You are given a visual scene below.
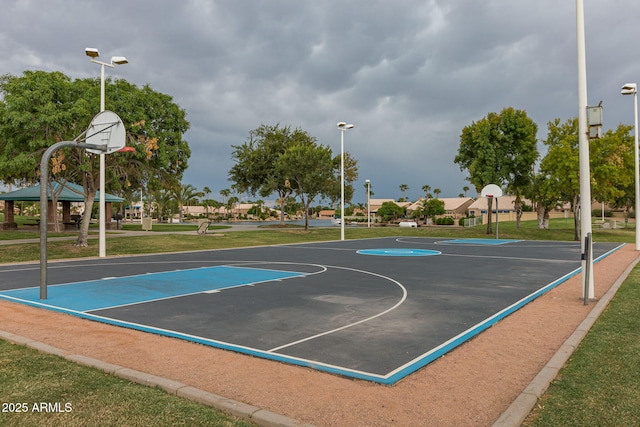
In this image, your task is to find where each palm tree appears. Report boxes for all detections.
[463,186,470,197]
[149,188,172,223]
[201,186,212,216]
[173,184,202,223]
[227,196,239,220]
[219,188,230,206]
[399,184,409,201]
[421,184,431,199]
[433,188,442,199]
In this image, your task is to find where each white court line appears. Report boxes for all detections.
[441,253,578,263]
[268,264,408,353]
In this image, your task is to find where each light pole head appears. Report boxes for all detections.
[337,122,354,130]
[85,47,100,58]
[111,56,128,65]
[365,179,370,184]
[622,83,637,95]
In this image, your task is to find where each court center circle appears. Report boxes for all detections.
[356,248,441,257]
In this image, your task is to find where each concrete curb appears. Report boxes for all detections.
[0,331,315,427]
[492,255,640,427]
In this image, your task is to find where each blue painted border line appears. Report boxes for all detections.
[382,242,625,384]
[0,243,624,385]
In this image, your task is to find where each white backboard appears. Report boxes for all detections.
[480,184,503,198]
[85,110,126,154]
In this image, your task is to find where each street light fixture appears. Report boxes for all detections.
[337,122,354,241]
[85,47,128,258]
[622,82,640,250]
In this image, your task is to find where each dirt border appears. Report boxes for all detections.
[0,244,637,426]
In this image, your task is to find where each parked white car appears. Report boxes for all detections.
[399,221,418,228]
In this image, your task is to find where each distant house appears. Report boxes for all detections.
[467,195,522,217]
[368,199,411,216]
[406,197,474,219]
[318,210,335,219]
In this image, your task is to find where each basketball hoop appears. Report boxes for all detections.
[480,184,503,240]
[85,110,126,154]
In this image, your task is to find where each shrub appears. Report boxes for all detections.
[592,209,613,218]
[436,216,455,225]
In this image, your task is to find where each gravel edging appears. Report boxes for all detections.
[491,254,640,427]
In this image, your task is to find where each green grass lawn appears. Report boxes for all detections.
[0,218,639,425]
[0,218,636,263]
[523,264,640,426]
[0,340,255,427]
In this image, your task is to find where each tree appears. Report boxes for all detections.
[540,120,635,238]
[219,189,230,207]
[377,201,405,223]
[229,124,308,224]
[230,124,358,226]
[327,152,359,212]
[275,142,334,230]
[149,188,173,222]
[462,186,470,197]
[363,181,375,198]
[201,186,212,216]
[422,198,445,225]
[227,196,239,219]
[172,183,202,223]
[455,107,538,233]
[590,125,634,217]
[399,184,409,202]
[421,184,431,199]
[539,118,581,240]
[0,70,190,246]
[433,188,442,198]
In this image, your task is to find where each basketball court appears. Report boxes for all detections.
[0,237,623,384]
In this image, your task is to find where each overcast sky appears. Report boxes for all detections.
[1,0,639,203]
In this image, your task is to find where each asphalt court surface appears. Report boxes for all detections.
[0,237,624,384]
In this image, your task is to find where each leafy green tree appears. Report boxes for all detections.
[539,118,581,240]
[455,107,538,233]
[590,125,634,217]
[326,152,359,211]
[377,201,405,223]
[229,124,309,224]
[422,198,445,224]
[526,171,562,229]
[540,120,634,237]
[230,124,358,226]
[0,70,190,246]
[275,142,334,230]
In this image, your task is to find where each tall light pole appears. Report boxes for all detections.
[622,83,640,250]
[86,48,128,258]
[576,0,594,300]
[337,122,354,240]
[366,179,371,228]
